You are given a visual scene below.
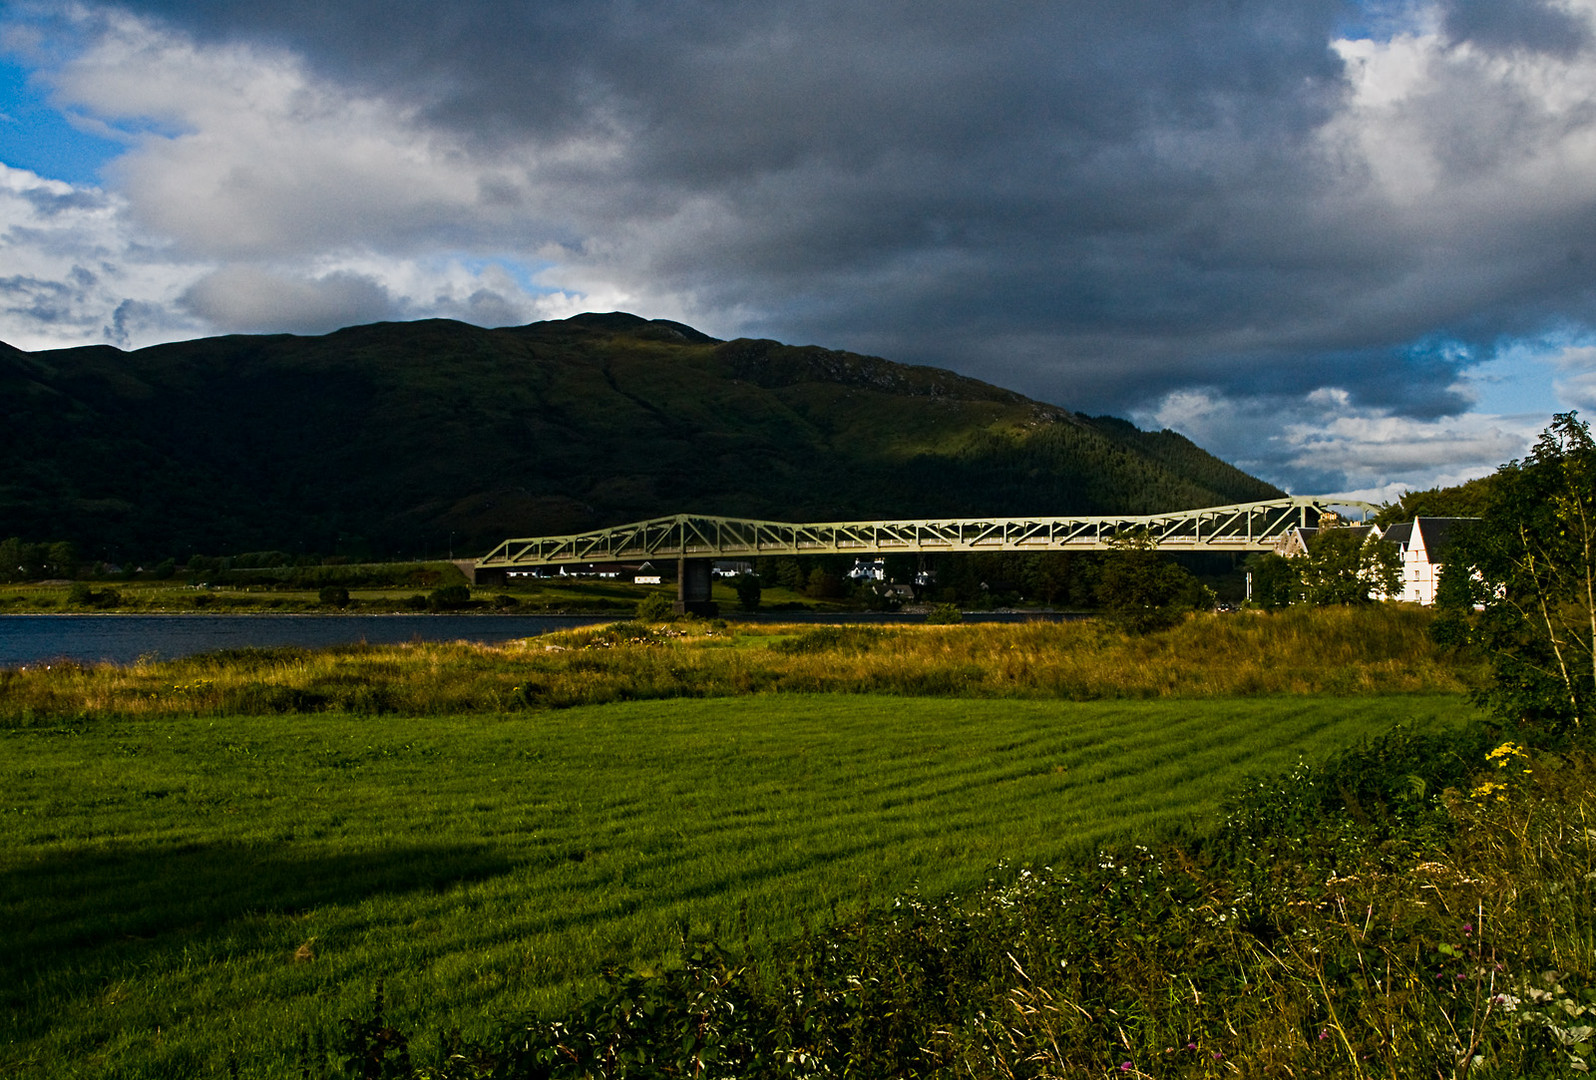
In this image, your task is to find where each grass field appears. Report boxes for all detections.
[1,692,1475,1078]
[0,574,814,615]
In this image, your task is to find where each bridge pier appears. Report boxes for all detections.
[675,557,718,617]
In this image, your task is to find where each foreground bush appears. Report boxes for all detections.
[313,729,1593,1079]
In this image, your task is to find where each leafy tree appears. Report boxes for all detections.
[773,558,804,591]
[46,541,78,578]
[318,585,351,608]
[1097,528,1207,633]
[1374,473,1498,527]
[1435,412,1596,733]
[805,567,846,599]
[428,584,472,611]
[636,592,675,622]
[1244,552,1298,609]
[732,574,761,612]
[1296,525,1400,605]
[1033,551,1074,606]
[0,538,44,582]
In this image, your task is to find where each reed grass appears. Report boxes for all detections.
[0,606,1480,724]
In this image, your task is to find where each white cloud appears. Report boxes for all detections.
[1143,385,1538,497]
[51,15,524,259]
[178,265,395,334]
[1328,7,1596,217]
[0,162,207,348]
[0,159,621,347]
[1550,343,1596,411]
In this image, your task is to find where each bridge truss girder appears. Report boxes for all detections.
[476,496,1378,571]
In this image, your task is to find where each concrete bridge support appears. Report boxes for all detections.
[675,557,718,617]
[471,563,507,588]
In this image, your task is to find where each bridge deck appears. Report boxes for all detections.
[476,496,1376,570]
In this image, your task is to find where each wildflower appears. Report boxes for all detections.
[1319,1030,1329,1040]
[1120,1062,1133,1071]
[1463,923,1473,936]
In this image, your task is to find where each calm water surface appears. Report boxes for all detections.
[0,614,611,667]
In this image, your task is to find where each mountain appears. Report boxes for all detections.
[1,312,1282,560]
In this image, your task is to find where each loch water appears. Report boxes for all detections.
[0,614,611,667]
[0,610,1075,668]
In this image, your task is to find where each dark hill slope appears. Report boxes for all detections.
[1,313,1282,559]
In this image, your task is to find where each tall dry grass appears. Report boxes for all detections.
[0,606,1483,724]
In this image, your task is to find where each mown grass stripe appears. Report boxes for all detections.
[2,693,1475,1078]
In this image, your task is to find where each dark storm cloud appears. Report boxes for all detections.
[1443,0,1592,56]
[64,0,1596,421]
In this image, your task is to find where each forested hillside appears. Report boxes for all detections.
[1,312,1281,560]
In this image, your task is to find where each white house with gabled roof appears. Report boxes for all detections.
[1378,517,1476,605]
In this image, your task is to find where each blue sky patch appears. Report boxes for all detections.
[0,57,124,185]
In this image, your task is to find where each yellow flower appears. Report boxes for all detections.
[1486,741,1530,771]
[1470,779,1508,804]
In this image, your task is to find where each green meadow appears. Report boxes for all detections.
[5,694,1473,1078]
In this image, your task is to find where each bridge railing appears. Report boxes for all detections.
[476,496,1379,570]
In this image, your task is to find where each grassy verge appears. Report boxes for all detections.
[0,575,825,615]
[0,693,1473,1079]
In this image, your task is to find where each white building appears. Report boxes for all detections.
[846,558,885,582]
[1378,518,1476,605]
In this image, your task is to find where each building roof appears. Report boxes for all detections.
[1413,516,1476,555]
[1382,517,1478,557]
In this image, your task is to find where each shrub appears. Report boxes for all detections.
[924,602,963,624]
[318,585,350,608]
[428,585,471,611]
[636,593,675,623]
[65,585,122,609]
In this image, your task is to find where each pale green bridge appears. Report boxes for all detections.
[475,495,1376,613]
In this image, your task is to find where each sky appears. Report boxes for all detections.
[3,1,1596,501]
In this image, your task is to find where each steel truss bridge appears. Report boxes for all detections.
[476,496,1377,583]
